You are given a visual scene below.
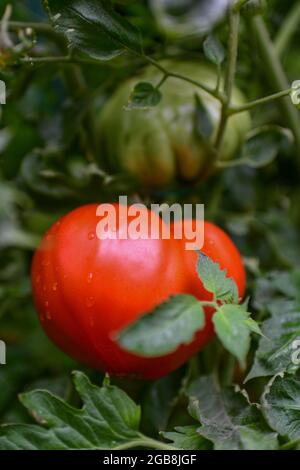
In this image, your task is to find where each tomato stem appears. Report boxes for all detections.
[274,2,300,57]
[249,14,300,167]
[214,6,240,155]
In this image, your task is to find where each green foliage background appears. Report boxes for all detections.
[1,0,300,450]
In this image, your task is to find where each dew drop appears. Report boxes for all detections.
[88,232,95,240]
[86,296,95,308]
[52,282,58,291]
[46,311,52,320]
[87,272,94,283]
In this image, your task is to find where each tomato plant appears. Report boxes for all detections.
[2,0,300,454]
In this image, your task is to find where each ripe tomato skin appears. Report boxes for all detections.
[31,205,245,379]
[32,204,201,379]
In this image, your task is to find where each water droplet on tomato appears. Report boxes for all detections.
[86,296,95,308]
[88,232,95,240]
[87,272,93,283]
[52,282,58,291]
[46,311,52,320]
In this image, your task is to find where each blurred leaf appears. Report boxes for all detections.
[203,35,225,65]
[21,152,77,199]
[150,0,230,39]
[0,372,142,450]
[0,128,12,153]
[45,0,143,60]
[187,375,278,450]
[194,94,214,140]
[262,371,300,443]
[252,270,300,312]
[246,299,300,382]
[238,127,292,169]
[126,82,162,109]
[141,368,184,437]
[118,295,204,357]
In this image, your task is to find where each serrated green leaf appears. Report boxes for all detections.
[126,82,162,110]
[213,304,253,368]
[44,0,143,60]
[245,317,264,336]
[197,252,239,303]
[0,371,142,450]
[203,35,225,65]
[246,299,300,382]
[163,425,211,450]
[262,371,300,442]
[186,375,278,450]
[118,294,204,357]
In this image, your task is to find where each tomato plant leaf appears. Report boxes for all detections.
[203,35,225,66]
[213,304,256,368]
[141,368,184,437]
[126,82,162,109]
[246,299,300,382]
[238,126,292,169]
[262,371,300,443]
[0,372,143,450]
[44,0,143,60]
[186,375,278,450]
[196,252,239,303]
[163,425,212,450]
[194,94,214,140]
[118,294,204,357]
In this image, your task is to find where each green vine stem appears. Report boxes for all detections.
[9,20,66,50]
[214,6,240,155]
[229,87,292,115]
[145,55,225,102]
[249,14,300,167]
[274,2,300,57]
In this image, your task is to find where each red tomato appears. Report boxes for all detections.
[31,204,245,379]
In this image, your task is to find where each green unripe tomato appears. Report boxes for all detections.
[99,61,251,188]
